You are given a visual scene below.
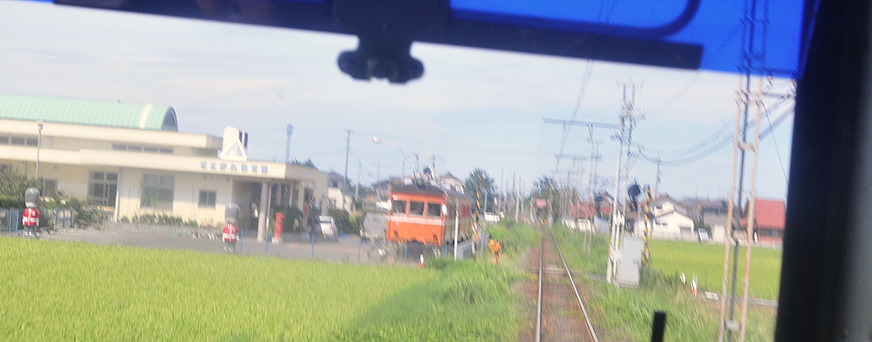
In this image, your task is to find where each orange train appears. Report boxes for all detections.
[387,183,474,246]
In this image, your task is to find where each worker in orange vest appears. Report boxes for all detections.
[22,188,39,238]
[488,239,502,264]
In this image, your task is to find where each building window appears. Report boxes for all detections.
[141,174,174,210]
[89,171,118,207]
[112,143,173,154]
[198,190,216,208]
[0,136,36,146]
[42,179,57,198]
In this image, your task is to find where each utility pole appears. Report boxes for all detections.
[343,129,352,210]
[375,162,381,199]
[285,120,294,164]
[512,171,521,222]
[718,0,768,340]
[355,159,361,205]
[607,121,625,284]
[35,121,43,180]
[606,81,643,285]
[543,119,616,202]
[500,168,504,215]
[654,157,662,198]
[588,126,602,200]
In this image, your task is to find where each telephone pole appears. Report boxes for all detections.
[719,0,768,340]
[606,81,643,285]
[542,119,616,201]
[343,129,352,210]
[285,121,293,164]
[654,157,662,197]
[355,159,361,204]
[588,128,603,200]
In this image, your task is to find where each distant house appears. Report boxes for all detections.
[568,203,597,231]
[437,172,464,193]
[744,199,787,245]
[702,213,728,243]
[636,196,697,240]
[326,172,352,211]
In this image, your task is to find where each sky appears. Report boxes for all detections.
[0,1,795,201]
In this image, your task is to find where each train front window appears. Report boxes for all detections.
[426,203,441,218]
[392,200,406,215]
[1,1,805,340]
[409,201,425,216]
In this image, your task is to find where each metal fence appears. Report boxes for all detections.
[1,207,76,234]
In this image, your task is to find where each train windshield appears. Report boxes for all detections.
[1,1,796,341]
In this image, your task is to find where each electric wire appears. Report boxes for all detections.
[639,101,793,166]
[763,102,790,183]
[646,23,742,112]
[554,61,595,172]
[554,0,623,173]
[642,97,790,159]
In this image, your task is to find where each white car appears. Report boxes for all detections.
[318,216,339,242]
[698,229,710,242]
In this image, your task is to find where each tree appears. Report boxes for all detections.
[0,166,39,208]
[533,175,566,223]
[463,168,496,214]
[291,158,317,169]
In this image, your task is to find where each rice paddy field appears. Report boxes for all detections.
[552,226,782,341]
[647,239,782,300]
[0,224,784,341]
[0,237,522,341]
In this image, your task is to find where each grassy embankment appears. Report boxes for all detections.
[0,236,526,342]
[552,226,781,341]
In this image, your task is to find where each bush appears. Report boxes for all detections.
[128,213,196,227]
[327,208,361,235]
[487,221,539,256]
[0,195,21,209]
[42,192,107,228]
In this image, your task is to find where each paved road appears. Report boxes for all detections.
[24,227,395,264]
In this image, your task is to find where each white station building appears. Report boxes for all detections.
[0,94,328,240]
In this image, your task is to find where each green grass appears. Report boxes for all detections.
[550,226,779,341]
[0,237,522,341]
[648,240,782,300]
[581,276,776,341]
[486,220,540,257]
[484,220,540,270]
[552,225,609,276]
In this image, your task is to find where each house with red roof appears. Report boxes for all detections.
[566,203,597,231]
[744,199,787,245]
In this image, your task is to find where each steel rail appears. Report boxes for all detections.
[550,231,600,342]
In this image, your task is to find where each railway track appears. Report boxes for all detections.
[535,229,599,342]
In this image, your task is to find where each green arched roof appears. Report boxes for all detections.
[0,94,178,131]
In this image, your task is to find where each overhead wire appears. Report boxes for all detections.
[762,102,791,183]
[554,60,596,173]
[554,0,622,174]
[639,101,793,166]
[642,97,790,159]
[646,23,743,112]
